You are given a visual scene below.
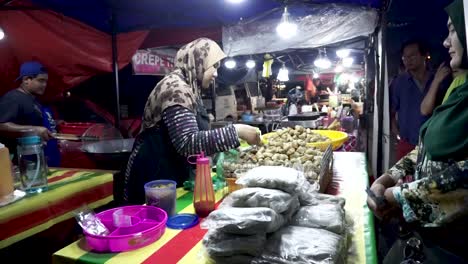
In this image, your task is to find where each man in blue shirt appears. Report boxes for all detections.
[390,40,449,160]
[0,61,60,166]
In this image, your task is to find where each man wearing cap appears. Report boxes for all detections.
[0,61,60,166]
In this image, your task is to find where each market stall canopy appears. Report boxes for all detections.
[0,9,147,99]
[222,3,379,56]
[29,0,382,33]
[0,0,381,99]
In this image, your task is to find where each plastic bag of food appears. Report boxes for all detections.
[220,187,298,214]
[201,207,286,235]
[282,194,301,221]
[236,166,313,195]
[299,192,347,208]
[252,226,346,264]
[203,229,266,257]
[291,204,345,235]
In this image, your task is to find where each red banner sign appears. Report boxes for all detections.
[132,48,177,76]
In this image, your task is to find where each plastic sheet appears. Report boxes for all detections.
[291,204,345,235]
[252,226,346,264]
[203,229,266,257]
[222,4,378,56]
[220,187,299,214]
[201,207,286,235]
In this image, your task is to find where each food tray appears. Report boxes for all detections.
[263,130,348,151]
[84,206,167,252]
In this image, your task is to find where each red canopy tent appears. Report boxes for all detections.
[0,10,148,100]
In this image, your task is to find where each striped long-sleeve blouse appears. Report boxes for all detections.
[162,105,240,157]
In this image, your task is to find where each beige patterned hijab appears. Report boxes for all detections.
[142,38,226,131]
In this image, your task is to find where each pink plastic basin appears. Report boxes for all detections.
[84,205,167,252]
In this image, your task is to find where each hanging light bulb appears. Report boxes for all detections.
[314,49,332,69]
[336,49,350,58]
[277,64,289,82]
[276,7,297,39]
[313,72,320,78]
[334,65,343,73]
[246,59,256,69]
[314,58,331,69]
[224,58,236,69]
[0,27,5,40]
[343,57,354,67]
[227,0,245,3]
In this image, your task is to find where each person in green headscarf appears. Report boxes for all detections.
[367,0,468,259]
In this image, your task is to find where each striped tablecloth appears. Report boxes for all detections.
[53,152,377,264]
[0,168,114,249]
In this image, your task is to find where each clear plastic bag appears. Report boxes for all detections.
[201,207,286,235]
[252,226,346,264]
[236,166,312,195]
[236,166,318,206]
[220,187,299,214]
[74,205,109,236]
[203,229,266,257]
[299,192,346,208]
[282,196,300,221]
[291,204,345,235]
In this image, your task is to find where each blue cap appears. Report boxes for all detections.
[18,136,42,145]
[166,214,199,230]
[16,61,48,81]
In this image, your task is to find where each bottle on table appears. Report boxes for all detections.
[0,143,14,199]
[191,152,215,217]
[17,136,48,193]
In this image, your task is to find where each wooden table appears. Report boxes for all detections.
[53,152,377,264]
[0,168,114,249]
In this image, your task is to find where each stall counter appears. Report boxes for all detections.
[53,152,376,264]
[0,168,114,249]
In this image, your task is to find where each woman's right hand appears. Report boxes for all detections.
[234,124,261,146]
[366,183,386,216]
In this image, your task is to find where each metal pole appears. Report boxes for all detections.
[377,13,387,175]
[111,12,121,129]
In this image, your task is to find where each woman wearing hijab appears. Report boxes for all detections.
[368,0,468,260]
[124,38,260,204]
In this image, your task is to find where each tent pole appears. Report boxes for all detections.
[377,12,387,175]
[111,12,121,130]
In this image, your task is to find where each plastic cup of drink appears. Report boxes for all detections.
[144,180,177,217]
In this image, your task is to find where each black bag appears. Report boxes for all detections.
[383,229,467,264]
